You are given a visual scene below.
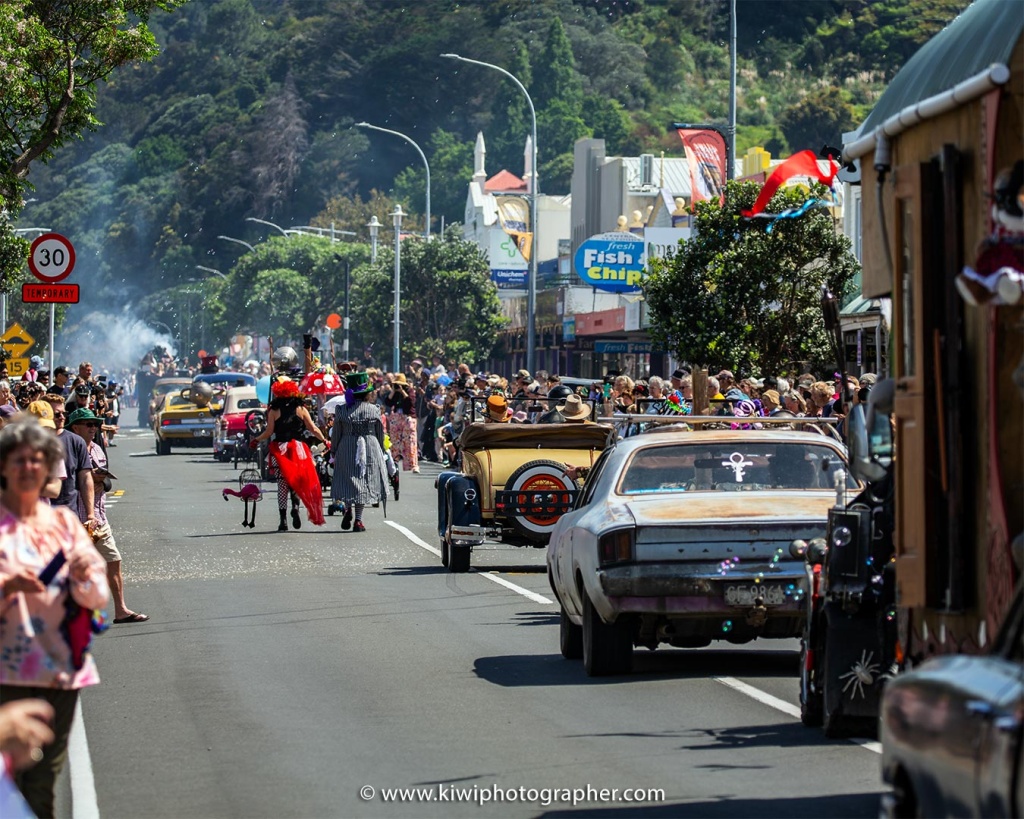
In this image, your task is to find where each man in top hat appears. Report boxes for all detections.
[331,370,391,532]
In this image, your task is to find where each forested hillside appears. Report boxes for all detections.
[17,0,968,335]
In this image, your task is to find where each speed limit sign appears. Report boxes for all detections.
[28,233,76,283]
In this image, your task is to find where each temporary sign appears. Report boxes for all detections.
[573,232,646,293]
[22,283,80,303]
[27,233,76,283]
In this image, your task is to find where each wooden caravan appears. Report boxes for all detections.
[843,0,1023,662]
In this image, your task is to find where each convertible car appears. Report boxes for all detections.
[436,422,610,573]
[547,425,855,675]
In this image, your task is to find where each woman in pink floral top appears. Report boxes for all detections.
[0,419,109,818]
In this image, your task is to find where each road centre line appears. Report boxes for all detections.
[714,676,881,754]
[69,698,100,819]
[386,521,554,605]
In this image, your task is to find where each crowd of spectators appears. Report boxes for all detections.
[335,357,875,468]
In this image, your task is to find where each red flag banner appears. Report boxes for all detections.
[676,128,727,205]
[742,150,840,217]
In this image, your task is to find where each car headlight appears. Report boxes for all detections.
[598,529,634,567]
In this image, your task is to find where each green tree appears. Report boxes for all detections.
[644,180,859,377]
[312,190,407,243]
[351,230,506,368]
[0,0,185,289]
[777,87,856,154]
[200,235,372,344]
[0,0,186,206]
[533,17,583,111]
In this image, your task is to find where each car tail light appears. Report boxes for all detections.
[161,418,179,425]
[598,529,634,567]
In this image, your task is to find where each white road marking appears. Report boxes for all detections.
[386,521,553,605]
[478,571,553,605]
[69,698,101,819]
[386,520,440,556]
[715,676,801,718]
[714,676,882,753]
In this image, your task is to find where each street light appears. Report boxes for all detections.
[217,235,256,253]
[245,216,289,237]
[441,53,537,374]
[289,225,357,240]
[367,216,381,264]
[356,122,431,241]
[392,204,404,373]
[195,265,228,280]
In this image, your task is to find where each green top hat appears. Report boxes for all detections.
[345,370,372,394]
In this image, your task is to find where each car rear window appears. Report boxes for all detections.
[618,442,856,493]
[236,398,263,410]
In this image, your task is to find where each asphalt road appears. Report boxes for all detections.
[56,427,885,818]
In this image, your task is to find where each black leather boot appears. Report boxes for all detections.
[278,510,288,532]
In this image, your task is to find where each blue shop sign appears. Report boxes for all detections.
[492,269,528,289]
[573,232,646,294]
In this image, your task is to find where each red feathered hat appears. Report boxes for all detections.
[271,377,300,399]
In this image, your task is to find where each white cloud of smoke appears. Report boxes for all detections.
[56,309,178,375]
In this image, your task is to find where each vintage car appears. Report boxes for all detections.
[153,381,222,455]
[436,422,611,573]
[147,377,191,429]
[547,424,856,676]
[212,386,264,463]
[880,580,1022,819]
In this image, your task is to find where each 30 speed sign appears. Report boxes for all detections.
[28,233,76,283]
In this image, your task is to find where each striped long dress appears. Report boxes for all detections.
[331,398,389,510]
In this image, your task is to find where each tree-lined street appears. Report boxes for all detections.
[69,427,883,818]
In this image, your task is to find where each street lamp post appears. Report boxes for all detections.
[289,225,357,239]
[217,235,256,254]
[392,205,404,373]
[367,216,381,264]
[356,122,431,241]
[441,53,537,374]
[245,217,289,237]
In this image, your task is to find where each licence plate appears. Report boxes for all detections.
[724,584,786,606]
[193,429,212,437]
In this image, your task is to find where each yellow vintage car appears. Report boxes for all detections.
[435,422,611,572]
[147,377,191,429]
[153,382,219,455]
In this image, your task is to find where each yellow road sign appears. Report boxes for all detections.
[6,358,29,377]
[1,323,35,359]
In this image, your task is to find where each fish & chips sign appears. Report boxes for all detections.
[573,232,646,294]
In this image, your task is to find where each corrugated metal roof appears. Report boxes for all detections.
[860,0,1023,133]
[620,156,692,198]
